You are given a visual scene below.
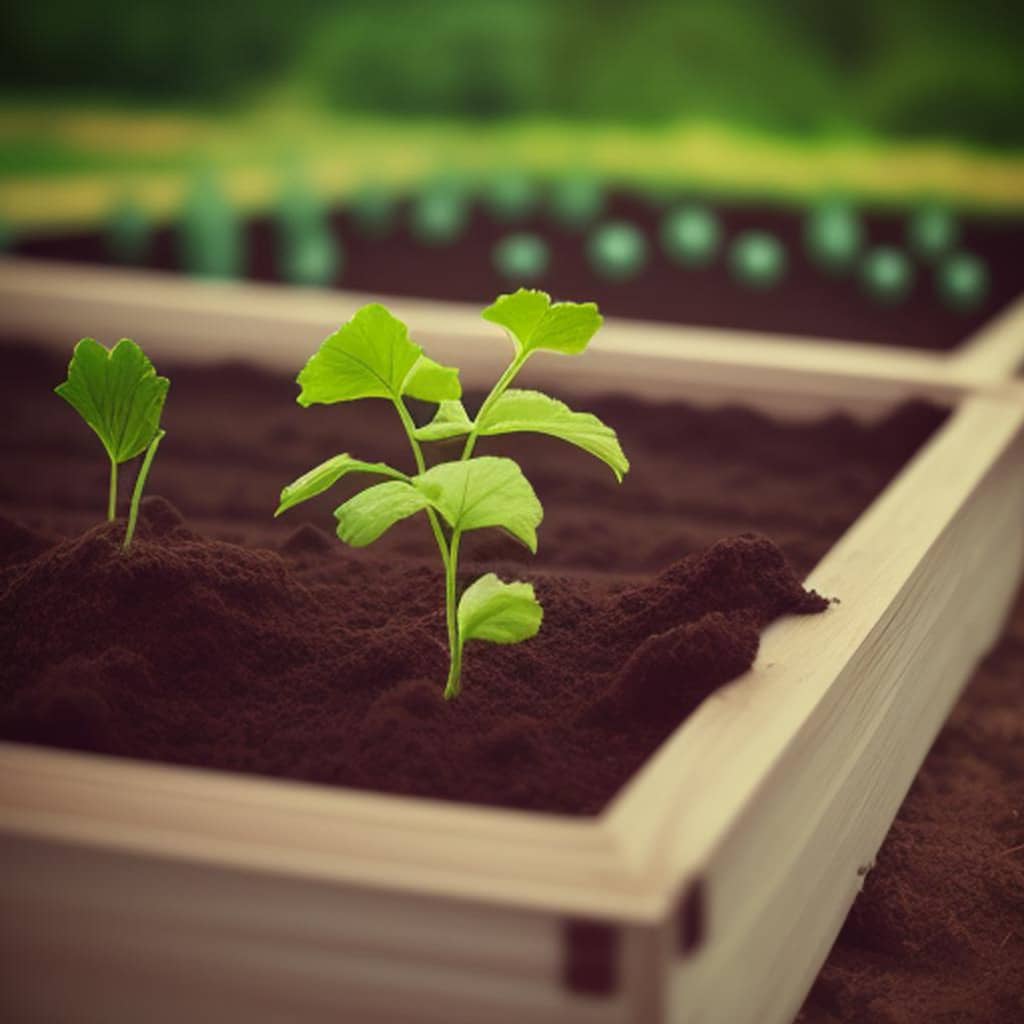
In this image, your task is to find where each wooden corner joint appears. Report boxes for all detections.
[563,917,621,997]
[676,876,706,956]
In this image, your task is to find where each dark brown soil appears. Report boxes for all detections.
[14,192,1024,351]
[0,344,944,814]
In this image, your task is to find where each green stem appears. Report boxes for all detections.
[460,351,528,461]
[392,398,460,688]
[108,458,118,521]
[122,429,165,552]
[442,530,463,700]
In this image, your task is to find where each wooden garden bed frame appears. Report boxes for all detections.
[1,256,1023,1023]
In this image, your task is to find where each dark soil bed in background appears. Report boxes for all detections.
[0,344,944,814]
[13,192,1024,351]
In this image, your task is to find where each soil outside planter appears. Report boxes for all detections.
[1,263,1024,1023]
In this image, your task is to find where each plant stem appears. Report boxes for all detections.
[460,350,528,461]
[107,458,118,521]
[122,429,165,551]
[392,398,461,688]
[443,530,463,700]
[394,351,527,698]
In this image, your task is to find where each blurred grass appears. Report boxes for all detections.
[2,101,1024,231]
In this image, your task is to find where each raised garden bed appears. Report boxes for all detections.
[8,190,1024,352]
[1,280,1023,1022]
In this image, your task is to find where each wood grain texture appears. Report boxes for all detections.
[1,262,1023,1022]
[0,256,977,418]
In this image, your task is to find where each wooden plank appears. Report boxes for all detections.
[605,396,1024,900]
[1,831,662,1024]
[951,293,1024,382]
[0,256,965,419]
[666,408,1024,1022]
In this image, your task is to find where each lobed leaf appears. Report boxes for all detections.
[482,288,602,357]
[413,456,543,552]
[55,337,169,464]
[297,303,461,407]
[413,400,473,442]
[477,389,629,481]
[334,480,431,547]
[458,573,543,645]
[276,454,408,517]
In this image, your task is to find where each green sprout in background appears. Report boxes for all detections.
[55,339,169,551]
[661,203,721,267]
[484,172,538,222]
[179,172,244,278]
[804,200,863,274]
[349,184,397,238]
[276,289,628,700]
[587,221,648,280]
[907,204,959,263]
[937,251,989,311]
[105,196,151,265]
[492,232,549,282]
[549,175,605,231]
[276,175,342,287]
[861,245,914,303]
[410,179,470,246]
[730,231,787,288]
[0,218,11,252]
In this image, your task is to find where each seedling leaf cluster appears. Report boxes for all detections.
[55,338,169,550]
[278,288,628,699]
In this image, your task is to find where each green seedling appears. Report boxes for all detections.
[661,203,721,267]
[492,232,549,281]
[587,221,648,280]
[730,231,787,288]
[55,338,169,551]
[804,200,862,274]
[549,175,605,231]
[908,204,958,263]
[276,178,342,287]
[861,246,914,303]
[179,173,243,278]
[277,289,628,700]
[937,251,989,311]
[106,196,151,265]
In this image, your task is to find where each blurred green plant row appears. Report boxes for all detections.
[4,0,1023,148]
[84,173,988,313]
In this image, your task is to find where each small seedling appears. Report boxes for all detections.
[730,231,786,288]
[492,232,549,281]
[587,221,648,280]
[55,338,169,551]
[861,246,913,303]
[277,289,629,699]
[661,203,721,267]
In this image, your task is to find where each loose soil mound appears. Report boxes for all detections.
[0,501,824,813]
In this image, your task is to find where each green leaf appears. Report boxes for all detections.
[297,303,461,406]
[54,338,169,464]
[482,288,603,357]
[478,389,629,482]
[413,456,542,552]
[413,400,473,442]
[402,354,462,403]
[276,454,408,517]
[458,573,543,645]
[334,480,431,547]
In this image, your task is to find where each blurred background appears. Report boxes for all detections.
[2,0,1023,341]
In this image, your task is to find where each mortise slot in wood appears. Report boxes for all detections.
[563,918,621,997]
[677,877,706,956]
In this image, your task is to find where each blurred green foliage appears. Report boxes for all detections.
[3,0,1023,147]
